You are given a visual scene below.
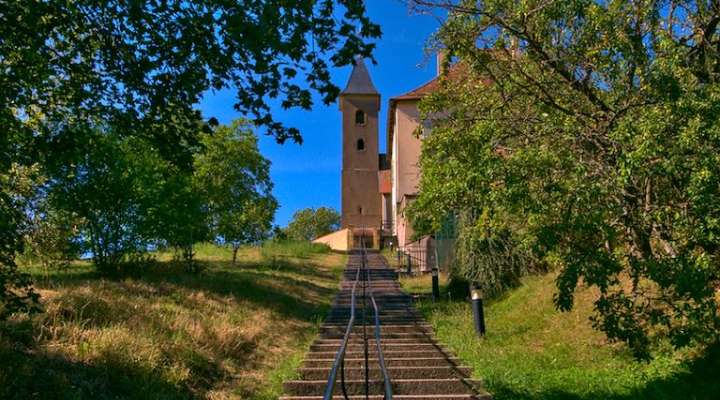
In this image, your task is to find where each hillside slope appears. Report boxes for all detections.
[405,272,719,400]
[1,242,345,400]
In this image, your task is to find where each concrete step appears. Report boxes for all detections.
[313,337,437,345]
[302,357,461,368]
[319,332,433,340]
[319,324,433,334]
[297,365,472,380]
[281,254,491,399]
[283,378,481,395]
[281,395,490,400]
[309,342,447,352]
[306,349,449,359]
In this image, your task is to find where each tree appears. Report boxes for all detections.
[285,207,340,241]
[1,1,379,318]
[194,120,277,265]
[49,132,168,273]
[23,205,81,271]
[408,0,720,357]
[0,164,40,318]
[148,170,210,269]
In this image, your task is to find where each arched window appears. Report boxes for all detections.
[358,206,363,215]
[355,109,366,125]
[356,138,365,151]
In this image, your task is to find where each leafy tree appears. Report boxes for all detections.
[23,206,81,271]
[194,120,277,265]
[1,0,379,318]
[148,171,210,270]
[409,0,720,357]
[0,164,40,318]
[49,132,168,273]
[285,207,340,241]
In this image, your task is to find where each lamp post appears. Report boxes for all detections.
[471,286,486,336]
[431,244,440,302]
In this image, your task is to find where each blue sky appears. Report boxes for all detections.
[199,1,442,227]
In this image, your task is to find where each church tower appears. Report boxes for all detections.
[339,58,381,232]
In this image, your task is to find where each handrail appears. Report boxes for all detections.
[370,288,393,399]
[363,242,393,399]
[322,256,361,399]
[323,232,393,399]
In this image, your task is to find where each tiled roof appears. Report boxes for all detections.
[390,63,465,101]
[341,57,379,95]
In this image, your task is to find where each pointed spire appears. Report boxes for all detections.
[341,57,378,95]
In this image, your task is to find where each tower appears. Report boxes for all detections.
[339,57,381,235]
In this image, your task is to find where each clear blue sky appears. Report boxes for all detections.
[199,1,442,227]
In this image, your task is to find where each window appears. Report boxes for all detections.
[355,109,366,125]
[358,206,363,215]
[356,138,365,151]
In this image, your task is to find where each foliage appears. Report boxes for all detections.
[454,213,534,299]
[48,132,169,273]
[194,120,277,265]
[412,272,720,400]
[23,206,81,270]
[1,0,379,319]
[147,170,210,270]
[285,207,341,241]
[0,165,40,318]
[408,0,720,357]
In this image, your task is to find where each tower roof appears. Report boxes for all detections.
[341,57,378,95]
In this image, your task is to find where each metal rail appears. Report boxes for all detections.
[369,280,393,399]
[322,256,361,399]
[323,240,392,399]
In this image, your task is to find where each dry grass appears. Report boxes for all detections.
[1,242,345,400]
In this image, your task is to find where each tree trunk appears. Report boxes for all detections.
[232,245,239,266]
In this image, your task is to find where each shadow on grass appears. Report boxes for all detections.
[154,267,338,323]
[0,341,198,400]
[29,255,341,325]
[6,252,346,399]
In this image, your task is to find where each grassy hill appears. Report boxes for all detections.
[402,272,719,400]
[1,242,345,400]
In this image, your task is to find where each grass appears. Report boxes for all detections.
[1,241,345,400]
[402,272,719,400]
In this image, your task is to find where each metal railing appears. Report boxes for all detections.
[323,240,392,399]
[322,256,361,399]
[370,286,393,399]
[396,246,430,275]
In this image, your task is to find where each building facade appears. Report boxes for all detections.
[315,56,446,263]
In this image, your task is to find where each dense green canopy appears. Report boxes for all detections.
[1,0,379,318]
[409,0,720,357]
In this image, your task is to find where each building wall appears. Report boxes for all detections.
[340,94,382,229]
[313,228,351,252]
[391,101,423,248]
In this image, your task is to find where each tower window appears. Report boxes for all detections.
[356,138,365,151]
[355,110,366,125]
[358,206,363,215]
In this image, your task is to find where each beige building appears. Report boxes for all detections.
[315,56,446,264]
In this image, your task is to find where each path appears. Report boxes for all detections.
[281,251,491,399]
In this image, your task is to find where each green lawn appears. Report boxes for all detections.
[403,273,719,400]
[1,242,346,400]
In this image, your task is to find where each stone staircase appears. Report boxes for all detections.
[280,251,492,399]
